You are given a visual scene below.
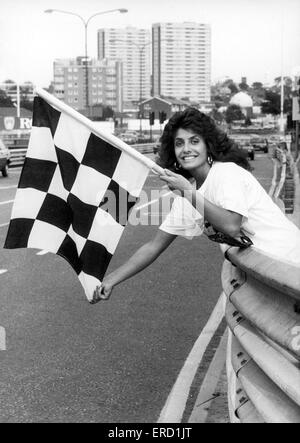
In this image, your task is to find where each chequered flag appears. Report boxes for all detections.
[4,96,150,302]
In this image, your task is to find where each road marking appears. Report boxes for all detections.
[0,326,6,351]
[188,329,228,423]
[0,270,8,275]
[36,250,49,256]
[8,168,22,174]
[0,200,14,206]
[157,292,226,423]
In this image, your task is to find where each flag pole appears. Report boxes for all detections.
[35,88,164,175]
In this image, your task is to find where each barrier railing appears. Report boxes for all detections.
[7,143,157,170]
[9,148,27,168]
[223,152,300,423]
[7,145,156,169]
[223,247,300,423]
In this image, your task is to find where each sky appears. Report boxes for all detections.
[1,0,300,88]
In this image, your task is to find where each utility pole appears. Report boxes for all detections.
[44,9,128,115]
[296,120,299,159]
[279,0,285,134]
[292,69,300,159]
[16,84,20,118]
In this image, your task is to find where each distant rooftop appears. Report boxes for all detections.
[230,92,253,108]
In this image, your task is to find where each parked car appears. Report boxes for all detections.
[153,142,160,155]
[231,135,255,161]
[0,138,10,177]
[119,131,139,144]
[250,136,269,153]
[239,139,255,161]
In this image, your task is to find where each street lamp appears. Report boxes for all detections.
[44,8,128,112]
[109,39,152,136]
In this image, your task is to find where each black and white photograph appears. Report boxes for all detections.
[0,0,300,427]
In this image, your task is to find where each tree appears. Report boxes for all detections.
[20,99,34,112]
[210,107,224,123]
[252,82,263,89]
[274,76,293,88]
[261,91,281,115]
[225,104,244,123]
[250,82,266,102]
[0,89,14,107]
[239,82,249,91]
[210,83,231,106]
[227,82,239,94]
[102,105,114,119]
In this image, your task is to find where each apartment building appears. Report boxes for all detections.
[152,22,211,102]
[97,27,151,104]
[53,57,123,112]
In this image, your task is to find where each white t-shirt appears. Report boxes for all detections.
[159,162,300,265]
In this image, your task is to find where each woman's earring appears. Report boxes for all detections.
[175,161,182,170]
[207,155,213,166]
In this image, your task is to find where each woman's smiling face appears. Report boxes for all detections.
[174,128,208,171]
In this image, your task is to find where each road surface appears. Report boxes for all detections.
[0,154,273,423]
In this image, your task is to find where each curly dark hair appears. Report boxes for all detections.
[157,107,251,176]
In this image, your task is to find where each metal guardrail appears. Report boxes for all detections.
[8,148,27,168]
[133,143,157,155]
[223,155,300,423]
[7,143,157,169]
[223,248,300,423]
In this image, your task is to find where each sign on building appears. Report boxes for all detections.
[0,117,32,130]
[292,98,300,121]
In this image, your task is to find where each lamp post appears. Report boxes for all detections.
[44,8,128,113]
[109,39,151,136]
[136,42,152,136]
[279,0,285,134]
[292,67,300,159]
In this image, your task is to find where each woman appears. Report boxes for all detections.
[94,108,300,302]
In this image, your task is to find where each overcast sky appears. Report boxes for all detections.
[1,0,300,88]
